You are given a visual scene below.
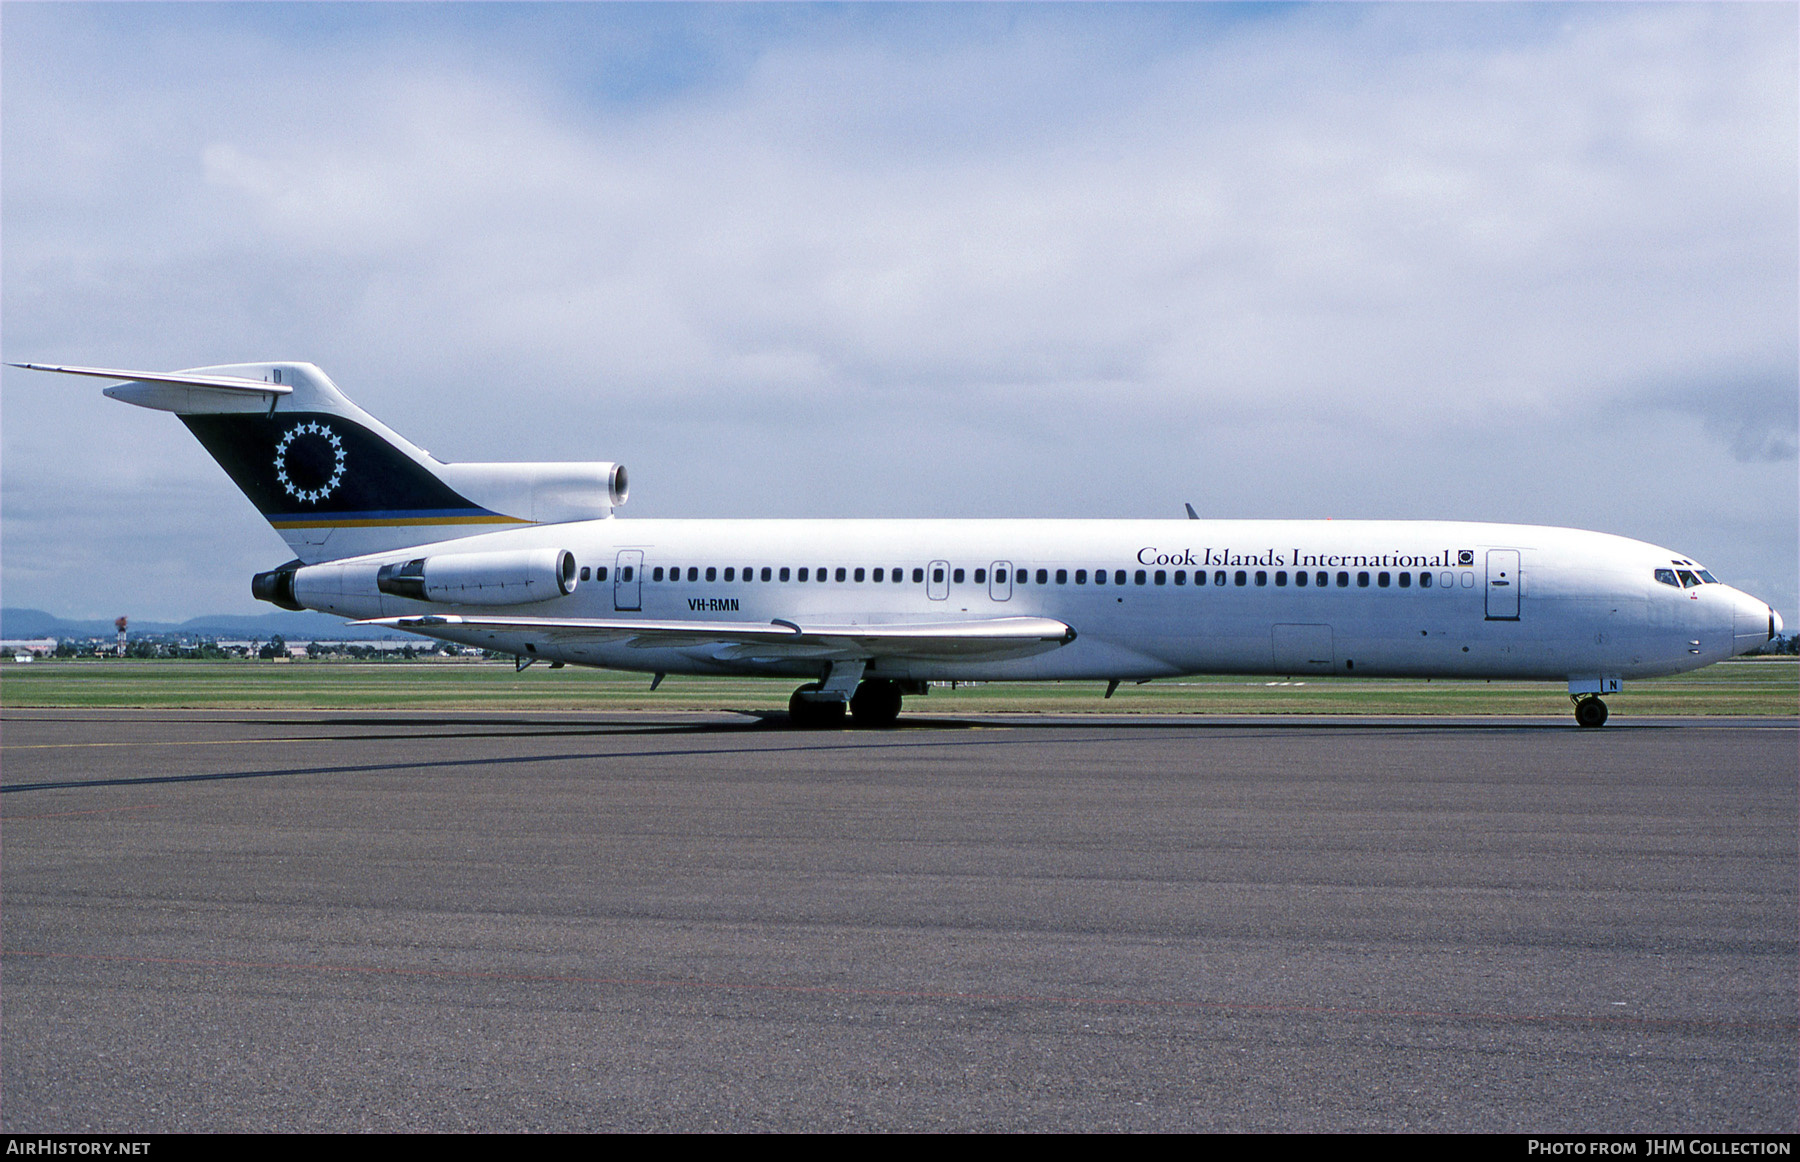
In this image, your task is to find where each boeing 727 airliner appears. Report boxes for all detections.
[19,360,1783,727]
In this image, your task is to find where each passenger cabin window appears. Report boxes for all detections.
[1214,571,1227,587]
[621,566,634,582]
[1377,572,1390,588]
[873,568,884,582]
[779,567,790,582]
[580,567,591,581]
[1294,571,1306,587]
[1275,571,1286,587]
[1095,570,1106,585]
[1254,571,1267,587]
[914,568,926,583]
[1234,570,1247,587]
[953,568,965,584]
[1057,569,1069,584]
[653,566,664,582]
[836,567,847,582]
[975,568,987,584]
[1419,571,1432,588]
[1115,570,1127,585]
[1337,572,1349,588]
[1036,569,1049,585]
[596,567,608,582]
[854,567,865,583]
[1076,569,1088,584]
[1135,570,1148,585]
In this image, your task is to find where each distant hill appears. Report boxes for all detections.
[1,608,413,641]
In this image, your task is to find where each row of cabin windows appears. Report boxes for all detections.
[1061,568,1456,589]
[575,563,1467,591]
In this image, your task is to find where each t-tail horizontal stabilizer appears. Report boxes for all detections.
[16,361,628,565]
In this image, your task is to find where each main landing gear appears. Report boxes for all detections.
[789,678,905,729]
[1572,695,1609,729]
[788,684,846,728]
[849,678,903,726]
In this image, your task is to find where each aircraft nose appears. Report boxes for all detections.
[1729,589,1781,655]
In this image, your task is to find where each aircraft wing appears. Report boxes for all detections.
[353,614,1076,662]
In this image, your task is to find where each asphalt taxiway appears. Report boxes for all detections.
[3,709,1794,1131]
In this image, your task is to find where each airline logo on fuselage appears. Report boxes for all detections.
[1137,547,1472,569]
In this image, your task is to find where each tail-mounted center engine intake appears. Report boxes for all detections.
[375,548,578,605]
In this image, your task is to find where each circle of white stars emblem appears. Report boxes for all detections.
[273,422,347,503]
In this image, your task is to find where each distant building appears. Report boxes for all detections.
[1,639,58,658]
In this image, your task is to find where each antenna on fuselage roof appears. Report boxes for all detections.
[1184,503,1199,520]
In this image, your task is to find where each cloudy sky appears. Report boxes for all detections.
[4,2,1795,624]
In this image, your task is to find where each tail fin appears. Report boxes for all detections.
[16,362,626,563]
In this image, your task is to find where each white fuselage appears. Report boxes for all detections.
[293,518,1777,685]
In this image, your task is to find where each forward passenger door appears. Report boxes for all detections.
[1486,550,1520,621]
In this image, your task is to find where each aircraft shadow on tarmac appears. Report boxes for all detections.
[6,707,1639,744]
[0,710,1678,797]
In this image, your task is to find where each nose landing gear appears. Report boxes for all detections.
[1573,695,1609,728]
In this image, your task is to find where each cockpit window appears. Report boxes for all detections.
[1677,570,1701,588]
[1697,570,1718,584]
[1654,569,1679,587]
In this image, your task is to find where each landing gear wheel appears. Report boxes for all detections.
[849,679,903,727]
[1574,696,1609,728]
[789,684,847,729]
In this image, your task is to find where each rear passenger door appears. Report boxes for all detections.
[614,550,643,611]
